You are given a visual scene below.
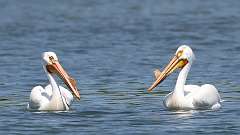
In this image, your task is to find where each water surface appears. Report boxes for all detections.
[0,0,240,134]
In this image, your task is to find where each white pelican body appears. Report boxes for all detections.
[148,45,221,110]
[28,52,80,111]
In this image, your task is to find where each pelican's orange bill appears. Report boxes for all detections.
[147,55,188,92]
[46,61,80,100]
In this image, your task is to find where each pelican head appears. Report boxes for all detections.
[43,52,59,64]
[42,52,81,100]
[148,45,195,92]
[176,45,195,64]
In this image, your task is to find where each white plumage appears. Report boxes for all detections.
[28,52,80,111]
[148,45,221,110]
[28,85,73,111]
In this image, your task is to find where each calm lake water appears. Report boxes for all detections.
[0,0,240,134]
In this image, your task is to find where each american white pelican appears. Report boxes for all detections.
[148,45,221,110]
[28,52,80,111]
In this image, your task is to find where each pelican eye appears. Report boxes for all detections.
[49,56,56,63]
[176,50,183,58]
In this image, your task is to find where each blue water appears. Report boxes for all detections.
[0,0,240,134]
